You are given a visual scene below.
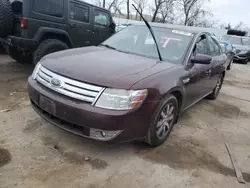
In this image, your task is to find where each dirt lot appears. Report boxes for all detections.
[0,55,250,188]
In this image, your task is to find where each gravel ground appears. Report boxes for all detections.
[0,55,250,188]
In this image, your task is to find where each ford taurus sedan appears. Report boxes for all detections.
[28,24,227,146]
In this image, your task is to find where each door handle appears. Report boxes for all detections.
[205,69,212,76]
[70,23,76,28]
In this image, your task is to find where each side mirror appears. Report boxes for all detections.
[191,54,212,64]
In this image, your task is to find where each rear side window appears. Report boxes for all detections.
[94,11,110,27]
[69,2,89,23]
[33,0,64,17]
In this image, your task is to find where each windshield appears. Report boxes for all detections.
[222,35,242,45]
[102,25,193,63]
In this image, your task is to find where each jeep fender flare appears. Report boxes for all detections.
[33,27,73,47]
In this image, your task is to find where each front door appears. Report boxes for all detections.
[68,1,94,47]
[92,9,113,45]
[183,33,212,108]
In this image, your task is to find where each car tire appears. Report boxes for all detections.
[206,73,224,100]
[145,94,178,147]
[242,59,248,64]
[33,39,69,65]
[8,47,32,64]
[227,60,233,70]
[0,0,13,38]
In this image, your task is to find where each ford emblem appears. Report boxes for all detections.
[51,78,62,87]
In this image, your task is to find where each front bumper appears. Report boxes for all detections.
[27,77,157,143]
[0,36,38,50]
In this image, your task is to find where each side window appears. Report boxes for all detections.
[69,2,89,23]
[33,0,64,17]
[207,35,221,56]
[194,34,209,55]
[94,11,110,27]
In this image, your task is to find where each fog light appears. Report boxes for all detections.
[89,128,122,141]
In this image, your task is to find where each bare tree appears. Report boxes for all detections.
[107,0,125,16]
[92,0,102,7]
[133,0,147,20]
[151,0,166,22]
[178,0,209,26]
[159,0,175,23]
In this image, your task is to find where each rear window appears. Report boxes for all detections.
[33,0,64,17]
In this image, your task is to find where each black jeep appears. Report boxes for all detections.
[0,0,115,64]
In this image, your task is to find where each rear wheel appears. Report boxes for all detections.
[8,47,32,64]
[0,0,13,37]
[33,39,69,65]
[206,73,224,100]
[145,95,178,147]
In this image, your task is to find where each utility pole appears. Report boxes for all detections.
[103,0,105,8]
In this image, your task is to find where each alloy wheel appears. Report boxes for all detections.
[156,103,175,139]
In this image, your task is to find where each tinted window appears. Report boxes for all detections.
[33,0,63,17]
[69,3,89,22]
[208,35,220,56]
[194,35,209,55]
[102,26,193,63]
[222,35,242,45]
[242,38,250,45]
[94,11,110,27]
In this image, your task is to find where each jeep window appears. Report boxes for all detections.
[69,2,89,23]
[33,0,63,17]
[102,25,193,63]
[94,11,110,27]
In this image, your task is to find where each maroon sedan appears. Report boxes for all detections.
[28,25,227,146]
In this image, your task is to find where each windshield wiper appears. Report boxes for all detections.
[132,4,163,62]
[99,44,117,50]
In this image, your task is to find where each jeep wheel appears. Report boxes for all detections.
[33,39,69,65]
[8,47,32,64]
[145,94,178,147]
[0,0,14,37]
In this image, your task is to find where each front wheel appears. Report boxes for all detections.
[33,39,69,65]
[206,73,224,100]
[145,95,178,147]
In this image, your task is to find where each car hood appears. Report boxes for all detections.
[41,46,176,89]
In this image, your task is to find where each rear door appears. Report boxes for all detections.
[67,1,94,47]
[92,8,113,45]
[207,34,224,91]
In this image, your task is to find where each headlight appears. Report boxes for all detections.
[32,62,41,80]
[95,88,148,110]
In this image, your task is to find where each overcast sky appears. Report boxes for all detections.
[205,0,250,27]
[88,0,250,27]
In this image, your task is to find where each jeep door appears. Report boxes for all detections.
[92,9,114,45]
[67,1,94,47]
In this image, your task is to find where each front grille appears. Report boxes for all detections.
[36,66,104,104]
